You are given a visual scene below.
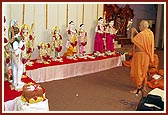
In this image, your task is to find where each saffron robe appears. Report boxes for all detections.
[130,29,154,87]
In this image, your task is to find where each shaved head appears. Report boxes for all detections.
[140,20,149,28]
[139,20,149,31]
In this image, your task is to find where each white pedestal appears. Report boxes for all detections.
[14,96,49,111]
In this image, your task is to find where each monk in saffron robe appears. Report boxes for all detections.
[130,20,154,93]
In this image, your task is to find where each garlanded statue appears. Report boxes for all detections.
[20,23,35,66]
[51,26,63,62]
[63,21,78,60]
[78,24,87,58]
[8,19,25,90]
[77,24,95,60]
[105,20,118,56]
[37,42,52,64]
[94,17,105,57]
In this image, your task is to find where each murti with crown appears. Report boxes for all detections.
[105,20,118,56]
[20,24,35,64]
[78,24,87,58]
[63,21,78,60]
[37,42,52,64]
[19,23,35,79]
[93,17,106,57]
[51,26,63,62]
[8,19,25,90]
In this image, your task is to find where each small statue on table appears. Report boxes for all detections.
[20,23,35,77]
[8,19,25,90]
[94,17,105,57]
[51,26,63,62]
[78,24,87,59]
[77,24,95,59]
[37,42,52,64]
[63,21,78,60]
[105,20,118,56]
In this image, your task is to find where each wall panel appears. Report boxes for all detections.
[24,4,34,26]
[31,4,46,59]
[48,4,58,29]
[10,4,22,27]
[58,4,68,56]
[97,4,103,20]
[76,4,83,28]
[84,4,95,53]
[68,4,77,27]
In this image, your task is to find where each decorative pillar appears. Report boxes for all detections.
[97,4,98,19]
[82,4,84,24]
[76,5,78,25]
[46,4,48,29]
[66,4,68,27]
[22,4,25,24]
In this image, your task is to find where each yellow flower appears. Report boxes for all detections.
[29,98,35,104]
[21,95,26,102]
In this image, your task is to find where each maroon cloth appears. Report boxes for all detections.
[21,44,25,51]
[67,29,77,34]
[47,43,50,48]
[29,35,33,40]
[67,29,71,34]
[42,56,50,61]
[20,30,23,37]
[85,32,87,36]
[22,58,27,64]
[81,42,87,46]
[27,48,33,54]
[23,72,26,75]
[98,25,101,30]
[6,58,10,64]
[55,46,62,52]
[37,46,41,50]
[70,41,77,47]
[53,35,62,41]
[4,37,8,43]
[59,35,62,39]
